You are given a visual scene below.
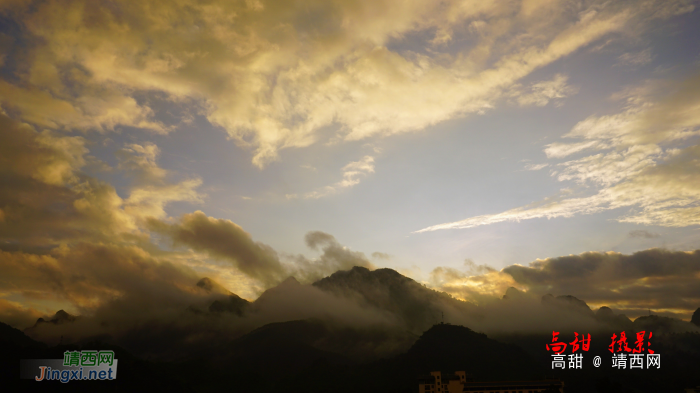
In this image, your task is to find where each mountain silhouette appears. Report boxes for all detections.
[218,319,351,374]
[208,293,250,315]
[0,320,193,392]
[541,294,595,317]
[313,266,480,331]
[254,276,303,306]
[401,323,541,379]
[277,322,544,393]
[32,309,77,327]
[196,277,233,295]
[594,306,634,331]
[199,321,543,393]
[3,266,699,392]
[691,307,700,327]
[195,277,251,316]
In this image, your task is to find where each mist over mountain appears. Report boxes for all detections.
[3,265,700,393]
[14,266,700,362]
[594,306,634,331]
[312,266,482,332]
[195,277,233,295]
[0,318,544,392]
[542,294,595,317]
[32,309,78,327]
[6,312,700,392]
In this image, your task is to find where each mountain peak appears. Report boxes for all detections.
[312,266,479,332]
[351,265,371,273]
[503,287,524,300]
[196,277,216,291]
[280,276,300,286]
[251,276,303,308]
[208,294,250,316]
[416,323,485,344]
[596,306,614,317]
[317,266,409,286]
[594,306,633,330]
[406,324,541,380]
[33,309,77,327]
[196,277,233,295]
[542,294,593,316]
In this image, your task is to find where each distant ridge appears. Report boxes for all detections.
[32,309,77,327]
[313,266,480,331]
[196,277,251,316]
[401,323,541,380]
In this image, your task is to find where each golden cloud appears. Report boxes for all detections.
[2,0,689,167]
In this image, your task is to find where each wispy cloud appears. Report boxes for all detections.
[616,48,654,68]
[416,73,700,233]
[300,164,317,172]
[511,74,578,107]
[300,156,376,199]
[524,163,549,171]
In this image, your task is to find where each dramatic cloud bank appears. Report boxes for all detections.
[0,0,692,167]
[429,248,700,321]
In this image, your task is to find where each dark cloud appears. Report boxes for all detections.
[0,243,209,315]
[0,241,248,359]
[149,211,288,288]
[502,248,700,318]
[424,248,700,334]
[0,112,201,250]
[0,115,222,353]
[0,113,85,186]
[149,216,376,288]
[0,113,131,244]
[293,231,375,282]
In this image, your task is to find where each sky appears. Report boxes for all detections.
[1,0,700,328]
